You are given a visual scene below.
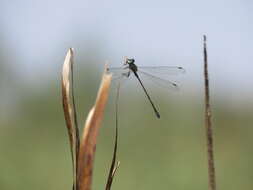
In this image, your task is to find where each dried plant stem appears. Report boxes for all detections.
[203,35,216,190]
[62,49,115,190]
[105,83,121,190]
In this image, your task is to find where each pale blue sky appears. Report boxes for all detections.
[1,0,253,105]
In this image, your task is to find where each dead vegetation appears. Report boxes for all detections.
[61,36,216,190]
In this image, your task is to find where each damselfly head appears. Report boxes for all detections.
[126,58,135,65]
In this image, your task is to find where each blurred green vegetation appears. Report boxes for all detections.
[1,76,253,190]
[0,47,253,190]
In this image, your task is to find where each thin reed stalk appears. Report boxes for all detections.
[105,82,121,190]
[203,35,216,190]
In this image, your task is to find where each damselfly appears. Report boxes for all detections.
[107,58,185,118]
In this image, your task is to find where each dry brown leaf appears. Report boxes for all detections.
[62,48,80,190]
[77,67,112,190]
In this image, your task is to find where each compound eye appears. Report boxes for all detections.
[127,58,135,63]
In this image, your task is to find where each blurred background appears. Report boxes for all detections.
[1,0,253,189]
